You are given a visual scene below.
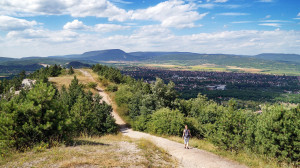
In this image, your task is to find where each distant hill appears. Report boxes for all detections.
[1,49,300,75]
[66,61,91,68]
[129,52,196,60]
[0,63,43,75]
[63,49,136,61]
[0,57,15,63]
[254,53,300,63]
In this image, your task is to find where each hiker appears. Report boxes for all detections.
[182,125,191,149]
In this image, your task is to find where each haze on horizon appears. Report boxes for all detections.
[0,0,300,58]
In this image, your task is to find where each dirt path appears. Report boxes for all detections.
[79,69,248,168]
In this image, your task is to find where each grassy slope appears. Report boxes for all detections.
[0,134,177,168]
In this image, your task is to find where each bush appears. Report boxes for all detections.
[212,107,248,152]
[87,82,97,89]
[106,84,118,92]
[0,76,118,153]
[0,112,15,156]
[0,82,71,150]
[255,105,300,163]
[146,108,185,136]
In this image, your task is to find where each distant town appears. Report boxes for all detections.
[121,67,300,102]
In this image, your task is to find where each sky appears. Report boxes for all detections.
[0,0,300,58]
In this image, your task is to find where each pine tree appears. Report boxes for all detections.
[69,66,74,75]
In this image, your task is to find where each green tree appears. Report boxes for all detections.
[146,108,185,136]
[255,105,300,162]
[68,66,74,75]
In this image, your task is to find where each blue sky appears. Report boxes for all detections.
[0,0,299,57]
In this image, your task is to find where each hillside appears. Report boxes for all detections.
[65,61,91,68]
[1,49,300,75]
[1,134,177,167]
[254,53,300,63]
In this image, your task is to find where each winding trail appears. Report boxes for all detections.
[79,69,248,168]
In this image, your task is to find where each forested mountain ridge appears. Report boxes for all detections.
[1,49,300,76]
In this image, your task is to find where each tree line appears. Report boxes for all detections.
[92,64,299,165]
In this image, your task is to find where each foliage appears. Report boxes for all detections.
[92,64,300,165]
[146,108,185,136]
[212,102,248,152]
[0,74,117,154]
[68,66,74,75]
[29,64,63,81]
[255,105,300,163]
[105,84,118,92]
[0,71,26,94]
[87,82,97,89]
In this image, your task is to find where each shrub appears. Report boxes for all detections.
[106,84,118,92]
[212,107,248,152]
[255,105,300,163]
[87,82,97,89]
[146,108,185,136]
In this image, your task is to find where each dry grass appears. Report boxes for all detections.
[167,136,291,168]
[0,134,178,168]
[49,69,99,94]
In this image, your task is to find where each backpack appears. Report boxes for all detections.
[184,129,190,138]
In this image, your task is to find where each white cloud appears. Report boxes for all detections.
[0,0,208,28]
[0,0,128,21]
[298,12,300,17]
[214,0,228,3]
[197,3,216,9]
[6,29,79,43]
[63,20,88,30]
[67,0,128,21]
[0,15,37,31]
[130,0,208,28]
[261,20,290,23]
[63,19,129,32]
[2,27,300,57]
[218,13,249,16]
[259,23,281,27]
[94,24,129,32]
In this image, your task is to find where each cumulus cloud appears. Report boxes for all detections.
[63,20,88,30]
[2,27,300,57]
[0,0,207,28]
[0,15,37,31]
[94,24,129,32]
[130,0,208,28]
[0,0,128,21]
[298,12,300,17]
[63,19,129,32]
[6,29,79,43]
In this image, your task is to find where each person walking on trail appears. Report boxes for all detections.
[182,125,191,149]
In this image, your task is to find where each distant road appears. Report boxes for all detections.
[79,69,248,168]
